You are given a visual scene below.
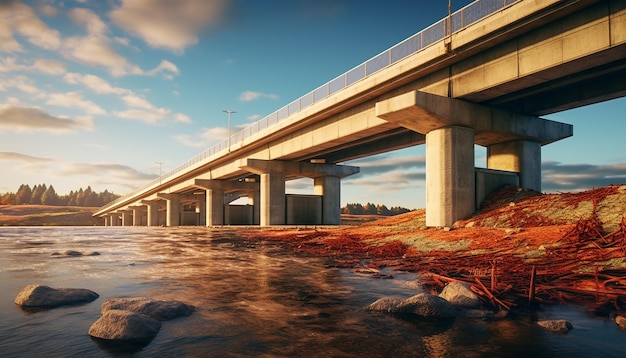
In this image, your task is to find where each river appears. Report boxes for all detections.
[0,226,624,357]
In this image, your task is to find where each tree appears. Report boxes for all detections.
[15,184,32,205]
[30,184,46,204]
[41,185,58,205]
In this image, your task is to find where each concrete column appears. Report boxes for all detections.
[110,214,120,226]
[157,193,181,226]
[487,140,541,192]
[249,190,260,225]
[425,125,475,228]
[103,216,109,226]
[130,206,145,226]
[141,200,160,227]
[261,171,285,226]
[121,210,132,227]
[206,189,225,226]
[198,198,206,226]
[314,175,341,225]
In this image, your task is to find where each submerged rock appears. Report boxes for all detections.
[397,293,457,319]
[615,315,626,330]
[101,297,195,321]
[439,282,481,308]
[365,297,405,314]
[537,319,573,333]
[367,293,456,319]
[88,309,161,342]
[14,284,99,308]
[51,250,100,257]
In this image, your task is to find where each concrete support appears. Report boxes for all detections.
[198,199,206,226]
[249,190,261,225]
[425,126,475,228]
[142,200,160,227]
[314,175,341,225]
[260,171,286,226]
[121,210,132,227]
[110,214,120,226]
[157,193,180,226]
[241,159,359,226]
[206,189,225,226]
[487,140,541,192]
[129,205,145,226]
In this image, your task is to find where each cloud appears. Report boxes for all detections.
[110,0,229,53]
[113,108,171,124]
[239,90,279,102]
[64,72,129,95]
[174,113,192,123]
[0,104,94,132]
[32,59,66,75]
[147,59,179,78]
[45,92,106,115]
[0,1,61,52]
[59,162,156,181]
[542,161,626,192]
[174,127,228,148]
[0,75,39,93]
[350,154,425,176]
[64,8,142,76]
[121,94,154,109]
[0,151,52,163]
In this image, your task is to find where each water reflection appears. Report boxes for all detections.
[0,227,625,357]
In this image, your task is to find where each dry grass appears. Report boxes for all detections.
[0,205,101,226]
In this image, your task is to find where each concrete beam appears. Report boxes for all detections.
[241,159,359,178]
[375,90,573,146]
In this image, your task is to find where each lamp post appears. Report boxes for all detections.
[222,109,236,152]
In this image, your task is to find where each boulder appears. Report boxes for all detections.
[537,319,573,333]
[365,297,405,314]
[397,293,457,319]
[615,315,626,330]
[88,309,161,342]
[14,284,99,308]
[51,250,100,257]
[439,282,481,308]
[101,297,195,321]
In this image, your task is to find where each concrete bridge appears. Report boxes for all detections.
[95,0,626,227]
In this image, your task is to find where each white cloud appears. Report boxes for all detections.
[63,72,129,95]
[174,113,192,123]
[45,92,106,115]
[114,108,171,124]
[121,94,154,109]
[0,75,39,93]
[32,59,66,75]
[0,104,94,132]
[0,151,52,163]
[239,90,279,102]
[147,59,179,78]
[174,127,227,148]
[0,1,61,52]
[110,0,228,53]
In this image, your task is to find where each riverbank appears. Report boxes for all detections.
[242,185,626,314]
[0,205,100,226]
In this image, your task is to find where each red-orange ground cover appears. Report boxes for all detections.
[244,185,626,313]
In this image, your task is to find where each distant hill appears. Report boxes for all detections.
[0,205,101,226]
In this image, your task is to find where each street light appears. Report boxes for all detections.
[222,109,236,152]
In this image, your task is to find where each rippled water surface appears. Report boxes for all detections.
[1,227,625,357]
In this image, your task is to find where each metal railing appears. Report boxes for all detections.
[100,0,520,212]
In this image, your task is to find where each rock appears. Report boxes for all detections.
[14,284,99,308]
[50,250,99,257]
[439,282,481,308]
[537,319,573,333]
[615,315,626,330]
[458,309,508,320]
[365,297,405,314]
[88,309,161,342]
[101,297,195,321]
[396,293,457,319]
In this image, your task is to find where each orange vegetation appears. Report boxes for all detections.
[244,185,626,313]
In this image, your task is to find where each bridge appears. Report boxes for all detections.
[94,0,626,227]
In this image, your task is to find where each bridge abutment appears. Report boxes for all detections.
[487,140,541,192]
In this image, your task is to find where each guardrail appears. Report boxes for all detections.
[99,0,520,213]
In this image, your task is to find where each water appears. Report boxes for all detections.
[0,227,625,357]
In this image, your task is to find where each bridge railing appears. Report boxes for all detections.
[100,0,520,212]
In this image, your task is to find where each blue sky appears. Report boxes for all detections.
[1,0,624,209]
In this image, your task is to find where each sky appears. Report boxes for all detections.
[1,0,625,210]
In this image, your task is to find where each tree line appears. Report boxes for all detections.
[342,202,412,216]
[0,184,120,207]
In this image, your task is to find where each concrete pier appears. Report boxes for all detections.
[241,159,359,226]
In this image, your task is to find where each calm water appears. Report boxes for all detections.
[0,227,625,357]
